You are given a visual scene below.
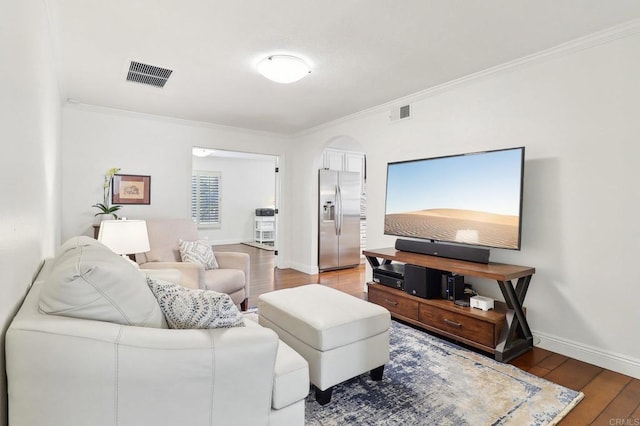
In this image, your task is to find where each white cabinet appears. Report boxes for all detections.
[323,149,346,171]
[322,148,365,193]
[344,152,365,176]
[323,149,364,174]
[255,216,275,243]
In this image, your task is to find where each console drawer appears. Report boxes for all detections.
[419,304,495,348]
[368,285,419,320]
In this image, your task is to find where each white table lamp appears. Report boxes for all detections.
[98,220,150,262]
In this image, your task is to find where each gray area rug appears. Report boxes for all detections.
[305,320,583,425]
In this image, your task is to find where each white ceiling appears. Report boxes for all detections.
[51,1,640,134]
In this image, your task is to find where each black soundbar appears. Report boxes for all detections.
[395,239,490,264]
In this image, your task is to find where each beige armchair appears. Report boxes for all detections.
[136,218,250,310]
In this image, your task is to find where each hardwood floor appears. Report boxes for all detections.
[216,243,640,425]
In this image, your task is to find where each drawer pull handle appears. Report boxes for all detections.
[444,318,462,328]
[384,299,398,306]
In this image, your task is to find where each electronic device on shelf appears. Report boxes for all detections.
[384,147,525,264]
[441,273,465,301]
[470,295,495,311]
[255,208,275,216]
[404,265,443,299]
[372,263,405,290]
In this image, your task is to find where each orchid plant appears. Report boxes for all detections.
[92,167,122,218]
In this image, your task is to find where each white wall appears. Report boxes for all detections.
[0,1,62,424]
[61,105,292,261]
[290,31,640,378]
[192,155,276,244]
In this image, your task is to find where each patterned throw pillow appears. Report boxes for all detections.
[147,277,245,329]
[179,239,219,269]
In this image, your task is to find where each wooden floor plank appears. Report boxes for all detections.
[543,358,603,390]
[215,243,638,424]
[630,404,640,424]
[535,353,570,374]
[528,365,555,377]
[560,370,631,424]
[509,347,554,371]
[592,378,640,426]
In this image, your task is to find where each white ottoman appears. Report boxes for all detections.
[258,284,391,405]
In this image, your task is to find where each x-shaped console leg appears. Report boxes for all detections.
[495,275,533,362]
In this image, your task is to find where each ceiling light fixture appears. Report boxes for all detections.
[256,55,311,84]
[192,148,212,157]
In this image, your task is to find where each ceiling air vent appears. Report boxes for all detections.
[390,104,411,122]
[126,61,173,88]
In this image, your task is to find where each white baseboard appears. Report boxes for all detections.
[288,262,319,275]
[534,330,640,380]
[261,257,317,274]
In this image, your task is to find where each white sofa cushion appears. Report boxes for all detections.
[54,235,102,257]
[137,218,199,264]
[147,277,244,329]
[39,237,166,328]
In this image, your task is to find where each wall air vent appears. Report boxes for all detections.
[126,61,173,88]
[390,104,411,122]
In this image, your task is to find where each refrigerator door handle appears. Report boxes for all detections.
[334,185,340,235]
[336,183,342,236]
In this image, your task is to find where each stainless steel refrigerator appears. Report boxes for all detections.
[318,169,361,271]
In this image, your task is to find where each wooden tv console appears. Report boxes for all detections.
[363,248,536,362]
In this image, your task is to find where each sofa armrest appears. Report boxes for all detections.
[116,325,278,424]
[139,262,203,289]
[7,316,279,426]
[140,268,183,285]
[214,252,251,297]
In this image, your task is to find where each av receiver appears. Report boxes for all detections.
[372,263,405,290]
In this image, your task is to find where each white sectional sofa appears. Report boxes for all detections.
[6,236,309,426]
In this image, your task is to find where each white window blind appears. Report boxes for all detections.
[192,171,221,227]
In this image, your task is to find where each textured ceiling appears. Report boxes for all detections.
[51,0,640,134]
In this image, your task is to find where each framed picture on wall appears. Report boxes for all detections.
[112,174,151,205]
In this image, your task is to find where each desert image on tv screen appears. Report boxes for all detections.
[385,148,523,250]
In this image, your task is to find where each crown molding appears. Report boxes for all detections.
[60,18,640,141]
[64,102,294,139]
[296,18,640,138]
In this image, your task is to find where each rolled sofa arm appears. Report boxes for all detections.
[140,268,182,285]
[7,285,280,426]
[139,262,203,289]
[214,252,251,296]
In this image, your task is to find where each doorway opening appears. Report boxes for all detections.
[191,147,280,255]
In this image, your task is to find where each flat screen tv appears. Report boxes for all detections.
[384,147,525,251]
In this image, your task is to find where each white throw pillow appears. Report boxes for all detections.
[179,239,219,269]
[40,238,167,328]
[147,277,244,329]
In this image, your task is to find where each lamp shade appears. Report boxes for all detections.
[256,55,311,83]
[98,220,150,255]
